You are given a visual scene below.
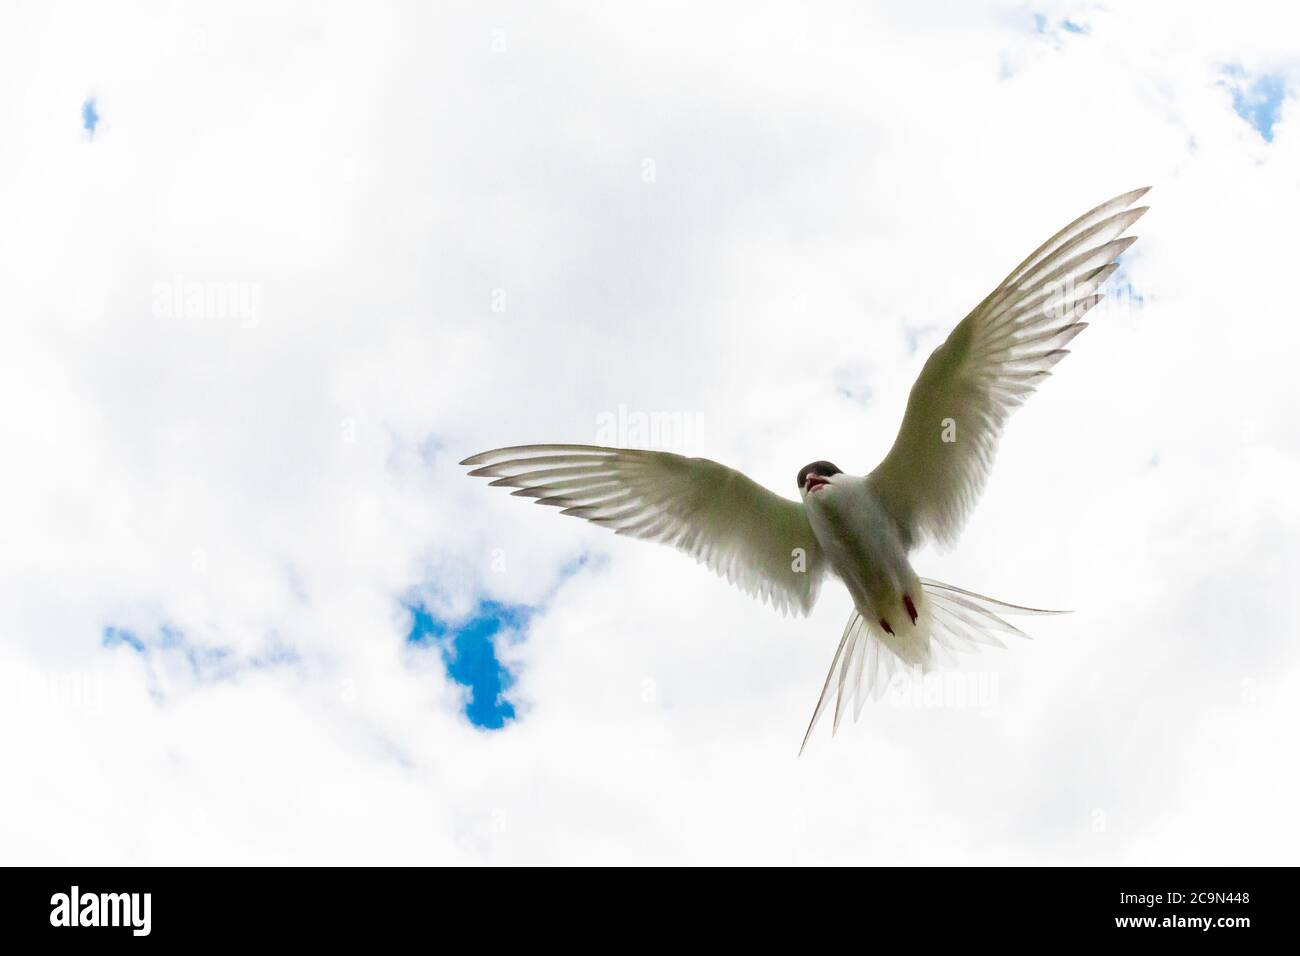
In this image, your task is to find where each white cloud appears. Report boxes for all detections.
[1,0,1298,864]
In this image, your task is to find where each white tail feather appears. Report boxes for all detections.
[798,580,1067,755]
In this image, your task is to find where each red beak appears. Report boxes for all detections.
[805,475,828,493]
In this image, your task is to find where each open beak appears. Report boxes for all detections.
[805,475,829,493]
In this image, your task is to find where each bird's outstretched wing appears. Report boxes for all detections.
[869,187,1149,550]
[461,445,827,615]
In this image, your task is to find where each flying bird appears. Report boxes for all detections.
[462,187,1149,753]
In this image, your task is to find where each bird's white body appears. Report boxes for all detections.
[803,476,918,632]
[462,187,1150,752]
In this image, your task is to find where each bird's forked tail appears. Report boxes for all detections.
[798,579,1066,755]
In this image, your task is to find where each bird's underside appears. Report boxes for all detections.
[462,187,1148,752]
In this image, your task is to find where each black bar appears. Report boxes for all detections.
[0,866,1287,944]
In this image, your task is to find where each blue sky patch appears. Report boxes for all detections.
[102,622,299,699]
[103,625,146,653]
[407,599,530,729]
[1106,260,1147,310]
[1033,13,1087,36]
[81,97,100,135]
[1220,65,1287,142]
[104,623,238,681]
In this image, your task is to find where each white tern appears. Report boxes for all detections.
[462,187,1149,752]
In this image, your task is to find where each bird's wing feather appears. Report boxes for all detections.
[461,444,827,615]
[869,187,1149,549]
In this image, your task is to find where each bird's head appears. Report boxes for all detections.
[797,460,842,497]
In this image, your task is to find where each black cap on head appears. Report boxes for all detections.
[797,460,842,490]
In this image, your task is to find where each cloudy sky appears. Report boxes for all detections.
[1,0,1297,865]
